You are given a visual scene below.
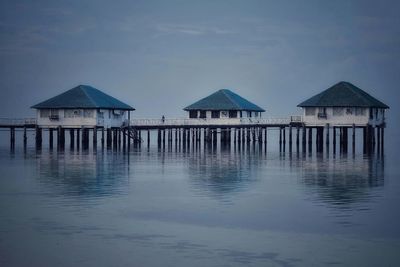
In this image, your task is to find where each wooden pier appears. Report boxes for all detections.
[0,117,385,155]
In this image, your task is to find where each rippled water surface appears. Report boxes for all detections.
[1,139,400,266]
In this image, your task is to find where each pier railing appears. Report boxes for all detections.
[0,118,37,126]
[0,116,303,128]
[129,116,301,127]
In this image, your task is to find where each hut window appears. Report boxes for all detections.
[317,108,327,119]
[65,109,81,118]
[221,111,228,117]
[199,111,206,118]
[83,110,94,118]
[211,111,220,118]
[346,108,353,115]
[305,108,315,116]
[40,109,50,118]
[229,111,237,118]
[247,111,252,117]
[239,111,243,118]
[333,108,343,116]
[369,108,373,119]
[255,112,259,117]
[355,108,365,116]
[375,109,378,119]
[189,110,198,118]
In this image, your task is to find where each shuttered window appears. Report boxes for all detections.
[305,108,315,116]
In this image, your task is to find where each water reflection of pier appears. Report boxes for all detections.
[186,149,262,199]
[300,155,385,208]
[35,151,130,199]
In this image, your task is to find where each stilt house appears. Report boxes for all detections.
[183,89,265,119]
[32,85,135,128]
[298,81,389,127]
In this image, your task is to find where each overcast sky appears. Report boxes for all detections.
[0,0,399,122]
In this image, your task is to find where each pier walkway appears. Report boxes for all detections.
[0,116,302,129]
[127,116,302,129]
[0,115,382,155]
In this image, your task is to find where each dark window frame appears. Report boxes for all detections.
[229,110,238,118]
[199,110,207,118]
[211,111,220,118]
[189,110,198,118]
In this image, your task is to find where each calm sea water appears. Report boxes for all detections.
[0,130,400,266]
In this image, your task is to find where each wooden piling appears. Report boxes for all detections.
[212,128,217,145]
[101,128,104,147]
[182,129,186,146]
[325,124,329,152]
[264,127,268,151]
[377,126,381,153]
[10,127,15,148]
[23,126,27,148]
[49,128,53,149]
[333,126,336,154]
[158,129,161,146]
[319,127,324,153]
[362,127,366,154]
[127,128,131,149]
[163,129,166,147]
[342,127,348,153]
[122,128,126,149]
[106,128,111,148]
[93,127,97,148]
[146,130,150,147]
[113,128,117,149]
[59,127,65,149]
[70,129,75,149]
[372,126,376,152]
[35,126,42,149]
[76,128,80,149]
[175,128,178,144]
[283,127,286,152]
[81,128,88,149]
[352,124,356,154]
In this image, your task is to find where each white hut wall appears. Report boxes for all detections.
[302,107,371,126]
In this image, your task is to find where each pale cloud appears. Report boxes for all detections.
[154,23,234,37]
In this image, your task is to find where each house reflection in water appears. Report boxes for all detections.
[35,151,130,199]
[186,149,262,199]
[300,155,385,209]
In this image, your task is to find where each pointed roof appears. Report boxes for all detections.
[31,85,135,110]
[298,81,389,108]
[183,89,265,112]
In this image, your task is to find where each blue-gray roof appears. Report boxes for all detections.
[31,85,135,110]
[298,81,389,109]
[184,89,265,112]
